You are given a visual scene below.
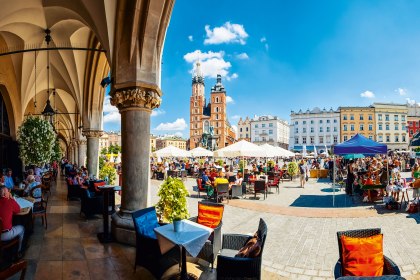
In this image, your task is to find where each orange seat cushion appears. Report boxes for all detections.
[93,181,106,191]
[341,234,384,277]
[197,203,224,229]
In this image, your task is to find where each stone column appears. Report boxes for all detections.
[77,139,87,167]
[111,86,161,245]
[68,144,74,163]
[82,130,103,178]
[73,141,79,166]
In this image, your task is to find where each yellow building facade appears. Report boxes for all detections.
[339,107,376,142]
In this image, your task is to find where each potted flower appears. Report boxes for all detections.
[155,176,190,226]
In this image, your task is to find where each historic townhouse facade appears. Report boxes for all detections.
[237,117,251,141]
[339,106,375,142]
[250,115,289,149]
[373,103,408,150]
[289,107,340,151]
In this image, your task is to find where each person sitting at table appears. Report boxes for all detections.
[0,186,25,256]
[73,171,84,185]
[209,169,217,182]
[2,168,14,190]
[214,171,230,191]
[201,170,213,198]
[23,175,40,196]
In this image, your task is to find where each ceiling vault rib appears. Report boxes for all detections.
[0,46,106,57]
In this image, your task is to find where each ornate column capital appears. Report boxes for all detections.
[82,130,104,138]
[76,139,87,145]
[110,85,162,112]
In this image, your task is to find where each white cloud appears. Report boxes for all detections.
[360,90,375,99]
[151,109,165,117]
[155,118,187,131]
[264,43,269,51]
[406,98,416,105]
[184,50,232,79]
[226,73,238,81]
[188,35,193,42]
[260,37,267,42]
[103,111,120,124]
[395,88,407,96]
[231,115,241,120]
[236,52,249,60]
[226,96,235,104]
[231,125,238,134]
[103,95,117,114]
[204,22,248,45]
[174,132,183,137]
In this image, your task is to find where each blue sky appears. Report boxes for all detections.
[103,0,420,136]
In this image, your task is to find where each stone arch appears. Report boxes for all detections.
[0,84,16,139]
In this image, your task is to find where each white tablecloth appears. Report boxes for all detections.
[154,219,213,257]
[15,197,34,209]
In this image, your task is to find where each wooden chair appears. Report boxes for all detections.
[253,180,267,200]
[31,186,48,229]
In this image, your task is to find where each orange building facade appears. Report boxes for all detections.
[189,62,236,150]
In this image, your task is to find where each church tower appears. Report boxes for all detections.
[189,62,205,149]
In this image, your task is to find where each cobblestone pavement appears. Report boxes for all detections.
[149,177,420,279]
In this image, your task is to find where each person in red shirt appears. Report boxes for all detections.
[0,187,24,252]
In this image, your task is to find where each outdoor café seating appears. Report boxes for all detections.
[195,178,207,198]
[131,206,180,278]
[217,218,267,280]
[230,184,243,198]
[188,201,224,269]
[31,187,48,229]
[66,177,81,201]
[80,188,103,218]
[216,183,229,203]
[334,228,401,279]
[253,180,267,200]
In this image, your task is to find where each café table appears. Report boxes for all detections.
[154,219,213,280]
[361,184,386,203]
[13,197,34,242]
[96,185,121,243]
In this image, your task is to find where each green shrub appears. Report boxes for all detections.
[288,161,299,179]
[99,163,116,184]
[216,159,224,166]
[156,177,189,223]
[239,159,247,171]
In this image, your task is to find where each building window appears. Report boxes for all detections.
[327,120,330,123]
[378,114,382,121]
[394,115,398,121]
[327,127,330,132]
[302,137,307,144]
[269,130,273,134]
[368,124,373,131]
[310,120,314,124]
[319,120,323,124]
[303,128,306,133]
[402,115,406,121]
[378,135,383,142]
[303,121,306,124]
[395,135,399,142]
[395,124,398,130]
[359,114,364,120]
[386,135,390,142]
[294,137,299,144]
[295,127,298,133]
[334,127,337,132]
[255,124,258,128]
[262,130,266,134]
[402,135,406,142]
[194,102,197,107]
[378,124,382,130]
[334,119,337,123]
[385,115,389,121]
[368,115,372,120]
[246,127,249,132]
[343,115,347,120]
[344,135,348,141]
[333,136,338,143]
[350,114,354,120]
[310,137,314,144]
[343,125,348,131]
[240,128,243,132]
[359,124,364,131]
[386,124,389,130]
[402,124,406,131]
[369,136,373,140]
[216,97,219,103]
[262,124,266,128]
[319,127,323,133]
[310,127,314,133]
[319,136,323,143]
[350,125,354,131]
[269,123,273,127]
[294,121,298,125]
[246,133,248,138]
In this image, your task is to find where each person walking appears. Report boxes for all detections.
[299,160,307,188]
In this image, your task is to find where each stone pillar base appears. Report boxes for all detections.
[111,211,136,246]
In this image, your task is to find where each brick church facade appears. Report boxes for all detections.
[189,62,236,150]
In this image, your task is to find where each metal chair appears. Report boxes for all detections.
[253,180,267,200]
[230,184,243,198]
[267,177,280,194]
[217,218,268,280]
[31,186,48,229]
[334,228,401,279]
[216,183,229,203]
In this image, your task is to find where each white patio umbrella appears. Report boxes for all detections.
[213,140,265,158]
[153,145,191,158]
[275,146,295,157]
[260,143,283,157]
[189,147,213,157]
[115,153,121,163]
[109,153,114,163]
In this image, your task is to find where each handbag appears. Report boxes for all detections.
[305,174,308,181]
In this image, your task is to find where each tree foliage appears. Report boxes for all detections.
[99,163,116,185]
[156,177,189,223]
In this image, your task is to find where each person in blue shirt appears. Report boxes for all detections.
[201,170,213,198]
[3,169,14,190]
